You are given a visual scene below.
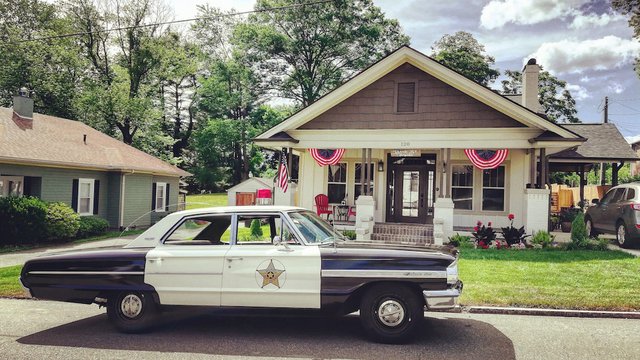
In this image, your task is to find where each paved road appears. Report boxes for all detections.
[0,299,638,360]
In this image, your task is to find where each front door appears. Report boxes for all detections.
[386,155,436,224]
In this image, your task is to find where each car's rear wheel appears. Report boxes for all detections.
[359,284,424,344]
[585,218,597,237]
[107,291,159,333]
[616,222,629,248]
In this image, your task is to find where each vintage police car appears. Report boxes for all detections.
[20,206,462,343]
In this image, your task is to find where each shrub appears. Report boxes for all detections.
[501,213,528,246]
[449,233,471,247]
[531,231,555,248]
[472,220,496,248]
[342,230,356,240]
[45,202,80,241]
[569,212,589,249]
[0,196,48,245]
[250,219,263,238]
[77,216,109,238]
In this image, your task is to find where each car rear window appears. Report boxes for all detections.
[626,188,636,201]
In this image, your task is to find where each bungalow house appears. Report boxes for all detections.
[0,90,190,229]
[254,46,587,244]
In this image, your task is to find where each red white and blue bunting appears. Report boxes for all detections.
[309,148,345,166]
[464,149,509,169]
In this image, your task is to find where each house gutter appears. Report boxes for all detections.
[119,170,135,230]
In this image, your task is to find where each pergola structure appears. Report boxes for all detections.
[548,123,639,205]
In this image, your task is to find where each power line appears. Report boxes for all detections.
[2,0,333,44]
[611,99,640,113]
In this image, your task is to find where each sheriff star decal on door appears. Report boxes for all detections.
[255,259,286,289]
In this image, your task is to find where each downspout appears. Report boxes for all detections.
[119,170,135,230]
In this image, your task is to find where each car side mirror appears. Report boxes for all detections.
[273,236,292,251]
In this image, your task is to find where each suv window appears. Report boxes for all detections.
[164,215,232,245]
[600,189,619,205]
[611,188,626,203]
[626,188,636,201]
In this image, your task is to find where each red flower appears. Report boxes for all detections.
[478,241,485,247]
[477,220,482,226]
[508,213,515,220]
[473,226,479,232]
[482,244,489,249]
[488,221,492,227]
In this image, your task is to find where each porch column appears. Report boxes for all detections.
[433,148,453,245]
[579,165,585,207]
[356,148,375,241]
[612,162,624,186]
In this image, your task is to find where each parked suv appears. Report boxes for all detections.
[585,182,640,248]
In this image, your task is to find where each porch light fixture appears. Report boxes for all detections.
[377,160,384,172]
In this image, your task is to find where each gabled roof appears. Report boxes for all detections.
[256,45,581,142]
[550,123,639,161]
[0,107,190,177]
[227,177,273,191]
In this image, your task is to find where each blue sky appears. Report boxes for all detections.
[168,0,640,140]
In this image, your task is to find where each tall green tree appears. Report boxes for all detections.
[612,0,640,77]
[234,0,409,107]
[0,0,85,118]
[501,69,579,123]
[431,31,500,86]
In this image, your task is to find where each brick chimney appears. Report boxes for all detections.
[13,87,34,120]
[522,58,541,113]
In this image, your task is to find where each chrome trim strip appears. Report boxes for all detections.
[146,272,223,275]
[321,269,446,279]
[28,271,144,275]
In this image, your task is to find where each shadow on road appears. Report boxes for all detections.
[18,311,515,359]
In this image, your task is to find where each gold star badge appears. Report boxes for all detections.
[256,259,285,288]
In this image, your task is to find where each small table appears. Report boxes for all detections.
[333,204,350,221]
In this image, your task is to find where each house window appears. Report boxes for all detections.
[0,176,24,197]
[354,163,375,199]
[327,163,347,203]
[78,179,95,215]
[482,166,505,211]
[396,82,416,112]
[155,182,167,212]
[452,165,473,210]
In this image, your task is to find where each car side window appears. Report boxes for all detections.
[164,215,232,245]
[235,214,301,245]
[611,189,626,204]
[600,189,619,205]
[626,188,636,201]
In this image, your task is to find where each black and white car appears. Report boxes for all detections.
[20,206,462,343]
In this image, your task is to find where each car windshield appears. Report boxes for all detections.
[287,211,344,244]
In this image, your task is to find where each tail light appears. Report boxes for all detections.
[631,203,640,211]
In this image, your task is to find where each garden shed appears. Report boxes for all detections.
[227,177,298,206]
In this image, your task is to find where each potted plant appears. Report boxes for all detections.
[559,207,580,233]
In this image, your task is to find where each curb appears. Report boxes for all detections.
[465,306,640,319]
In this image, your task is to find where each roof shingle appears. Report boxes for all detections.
[550,123,639,161]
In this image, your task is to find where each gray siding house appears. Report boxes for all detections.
[0,93,190,229]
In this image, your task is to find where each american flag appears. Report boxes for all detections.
[277,157,289,193]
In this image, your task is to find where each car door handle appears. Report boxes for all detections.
[148,258,162,263]
[226,257,243,262]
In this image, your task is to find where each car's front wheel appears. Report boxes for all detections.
[617,222,630,248]
[107,291,159,333]
[585,218,597,237]
[359,284,424,344]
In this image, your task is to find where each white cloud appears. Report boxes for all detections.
[480,0,589,29]
[528,36,640,74]
[626,135,640,144]
[565,83,590,100]
[607,82,625,94]
[569,12,626,29]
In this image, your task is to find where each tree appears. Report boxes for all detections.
[0,0,85,119]
[431,31,500,86]
[501,69,579,123]
[234,0,409,107]
[612,0,640,77]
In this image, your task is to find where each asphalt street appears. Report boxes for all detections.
[0,299,638,360]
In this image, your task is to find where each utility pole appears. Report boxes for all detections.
[603,96,608,123]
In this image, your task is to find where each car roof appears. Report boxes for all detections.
[172,205,306,217]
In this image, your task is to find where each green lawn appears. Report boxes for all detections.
[459,248,640,311]
[186,193,227,210]
[0,265,24,298]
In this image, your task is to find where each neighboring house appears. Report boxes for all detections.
[255,46,587,244]
[227,177,297,206]
[0,92,190,229]
[631,140,640,177]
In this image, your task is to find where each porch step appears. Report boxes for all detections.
[371,223,434,245]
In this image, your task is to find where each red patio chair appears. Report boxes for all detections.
[348,206,356,221]
[314,194,333,220]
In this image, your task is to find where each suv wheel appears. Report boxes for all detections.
[616,222,629,248]
[585,218,597,237]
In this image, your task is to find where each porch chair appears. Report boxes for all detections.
[347,206,356,221]
[314,194,333,220]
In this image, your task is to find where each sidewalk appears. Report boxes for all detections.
[551,231,640,257]
[0,235,137,268]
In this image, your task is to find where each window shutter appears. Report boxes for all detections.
[165,183,171,211]
[71,179,79,212]
[397,82,415,112]
[93,180,100,215]
[151,183,157,210]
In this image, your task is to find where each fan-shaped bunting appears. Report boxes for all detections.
[309,149,345,166]
[464,149,509,169]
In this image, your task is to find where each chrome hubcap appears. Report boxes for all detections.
[377,300,405,327]
[618,225,626,245]
[120,294,143,319]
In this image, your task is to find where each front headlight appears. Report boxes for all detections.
[446,259,459,285]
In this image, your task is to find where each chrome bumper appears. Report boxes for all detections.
[423,281,463,311]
